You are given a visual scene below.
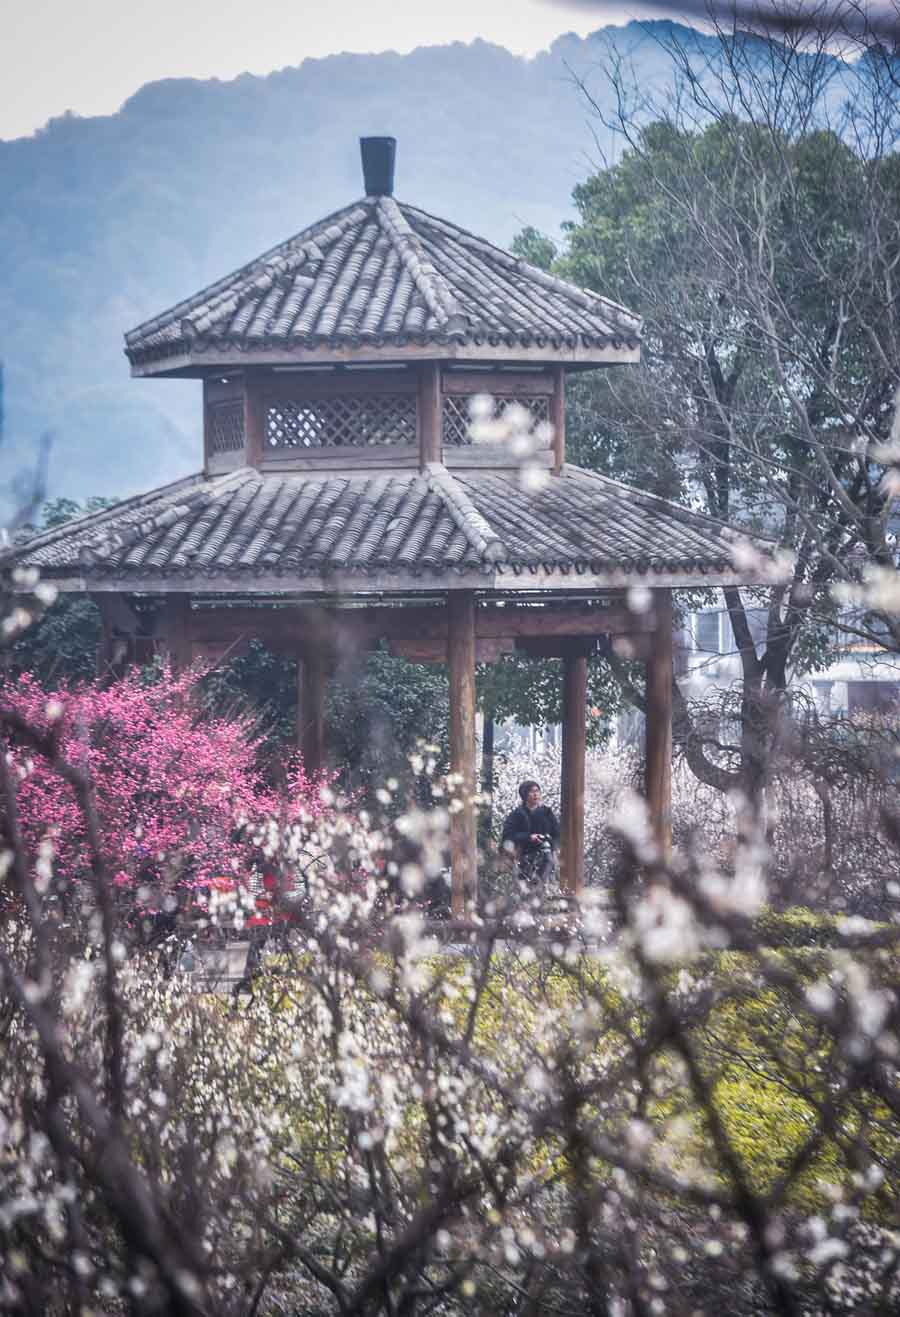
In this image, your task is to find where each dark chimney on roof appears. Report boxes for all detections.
[360,136,396,197]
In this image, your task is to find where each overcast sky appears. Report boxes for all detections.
[2,0,652,142]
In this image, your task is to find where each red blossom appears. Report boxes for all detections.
[1,667,328,903]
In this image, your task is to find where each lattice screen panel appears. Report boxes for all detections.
[442,394,551,446]
[208,400,245,454]
[266,394,417,449]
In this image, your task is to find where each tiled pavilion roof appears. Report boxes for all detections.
[124,197,640,370]
[17,464,746,591]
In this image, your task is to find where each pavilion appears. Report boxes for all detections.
[12,137,757,913]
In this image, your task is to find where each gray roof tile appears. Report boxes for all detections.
[16,465,746,585]
[124,198,640,367]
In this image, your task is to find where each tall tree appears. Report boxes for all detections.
[553,6,900,804]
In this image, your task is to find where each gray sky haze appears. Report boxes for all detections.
[3,0,641,141]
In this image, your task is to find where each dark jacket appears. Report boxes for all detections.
[501,803,560,852]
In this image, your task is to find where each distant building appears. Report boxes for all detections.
[681,600,900,718]
[507,596,900,755]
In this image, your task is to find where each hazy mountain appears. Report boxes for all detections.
[0,20,755,505]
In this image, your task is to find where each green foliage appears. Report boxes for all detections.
[39,494,116,527]
[564,371,685,498]
[199,641,298,748]
[257,944,900,1218]
[510,225,557,270]
[559,117,895,501]
[8,497,117,684]
[751,905,842,948]
[554,116,900,683]
[8,596,102,685]
[477,652,622,746]
[699,985,847,1208]
[326,647,451,792]
[201,644,453,797]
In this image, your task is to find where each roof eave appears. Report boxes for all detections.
[127,339,641,378]
[26,563,764,596]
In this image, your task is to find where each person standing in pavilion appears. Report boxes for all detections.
[501,780,560,885]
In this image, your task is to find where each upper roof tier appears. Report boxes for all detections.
[125,138,641,377]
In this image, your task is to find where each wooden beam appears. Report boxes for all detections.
[189,605,373,655]
[441,370,554,397]
[298,648,329,777]
[187,602,649,651]
[388,637,515,664]
[261,371,417,401]
[560,654,587,896]
[645,588,673,860]
[443,448,554,470]
[516,636,597,659]
[550,365,565,474]
[186,601,655,659]
[185,609,327,650]
[479,715,495,849]
[388,602,650,642]
[447,592,478,917]
[418,363,442,467]
[261,446,420,473]
[475,603,644,639]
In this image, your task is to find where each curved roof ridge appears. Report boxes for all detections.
[424,462,506,563]
[375,196,459,325]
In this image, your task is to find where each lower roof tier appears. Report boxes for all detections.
[15,464,759,594]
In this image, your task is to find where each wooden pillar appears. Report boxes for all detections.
[418,363,442,468]
[645,588,673,859]
[297,649,329,777]
[244,373,265,468]
[92,593,136,678]
[160,595,193,674]
[560,654,587,895]
[448,591,477,917]
[550,365,566,475]
[95,617,125,679]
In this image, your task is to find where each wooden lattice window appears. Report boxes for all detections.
[266,394,417,449]
[208,399,245,454]
[442,393,551,446]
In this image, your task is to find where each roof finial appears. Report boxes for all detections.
[360,136,396,197]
